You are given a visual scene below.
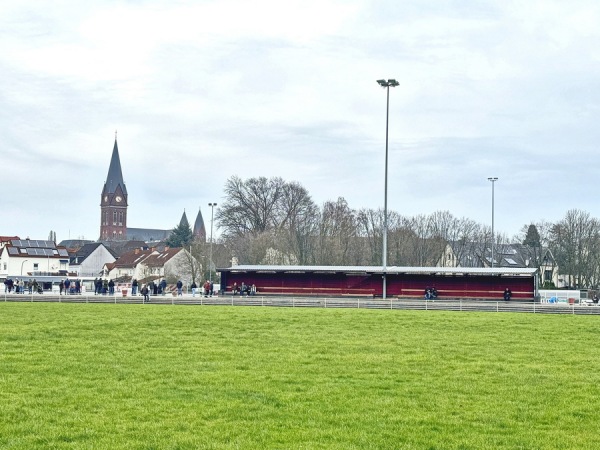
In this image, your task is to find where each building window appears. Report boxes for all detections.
[33,263,39,270]
[544,270,552,281]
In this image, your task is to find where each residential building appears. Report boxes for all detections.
[0,238,70,279]
[69,242,118,277]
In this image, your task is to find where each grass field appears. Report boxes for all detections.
[1,303,599,449]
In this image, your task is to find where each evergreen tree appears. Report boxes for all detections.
[165,223,193,248]
[523,224,541,247]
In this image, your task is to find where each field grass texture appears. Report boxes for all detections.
[1,303,599,449]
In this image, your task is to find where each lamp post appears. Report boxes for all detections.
[377,78,399,299]
[208,202,217,283]
[487,177,498,268]
[21,259,28,276]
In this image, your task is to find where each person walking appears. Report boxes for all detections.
[141,284,149,303]
[176,280,183,296]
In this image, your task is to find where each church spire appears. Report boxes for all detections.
[179,210,190,229]
[193,207,206,242]
[103,137,127,195]
[100,135,128,241]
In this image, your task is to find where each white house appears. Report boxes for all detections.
[69,242,117,277]
[0,237,70,280]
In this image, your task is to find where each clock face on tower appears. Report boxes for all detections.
[115,196,122,203]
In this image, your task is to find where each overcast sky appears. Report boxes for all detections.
[2,0,599,243]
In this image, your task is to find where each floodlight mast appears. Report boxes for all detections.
[377,78,399,299]
[208,202,217,283]
[487,177,498,268]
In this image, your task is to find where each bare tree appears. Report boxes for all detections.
[277,181,320,265]
[356,208,385,265]
[316,197,358,265]
[550,209,600,288]
[217,176,286,238]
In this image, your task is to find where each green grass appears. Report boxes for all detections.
[1,303,599,449]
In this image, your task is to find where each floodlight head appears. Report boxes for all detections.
[388,79,399,87]
[487,177,498,182]
[377,79,387,86]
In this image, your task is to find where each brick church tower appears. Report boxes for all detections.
[100,136,128,240]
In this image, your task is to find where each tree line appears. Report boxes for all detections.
[167,176,600,289]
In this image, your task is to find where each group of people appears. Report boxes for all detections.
[191,280,215,297]
[423,286,513,300]
[3,278,43,294]
[231,282,257,296]
[92,278,114,295]
[59,278,84,295]
[424,286,438,300]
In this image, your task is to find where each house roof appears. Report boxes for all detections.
[446,241,554,268]
[125,228,171,243]
[2,239,69,258]
[142,247,183,267]
[69,242,118,265]
[100,239,149,256]
[112,249,155,268]
[58,239,95,251]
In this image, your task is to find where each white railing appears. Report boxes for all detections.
[538,289,581,304]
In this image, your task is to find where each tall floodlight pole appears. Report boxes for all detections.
[487,177,498,268]
[208,202,217,282]
[377,79,399,299]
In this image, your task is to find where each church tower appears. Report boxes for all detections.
[100,136,128,241]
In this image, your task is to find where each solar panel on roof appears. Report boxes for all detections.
[8,247,18,255]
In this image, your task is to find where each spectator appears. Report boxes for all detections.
[176,280,183,296]
[503,288,512,301]
[141,284,149,303]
